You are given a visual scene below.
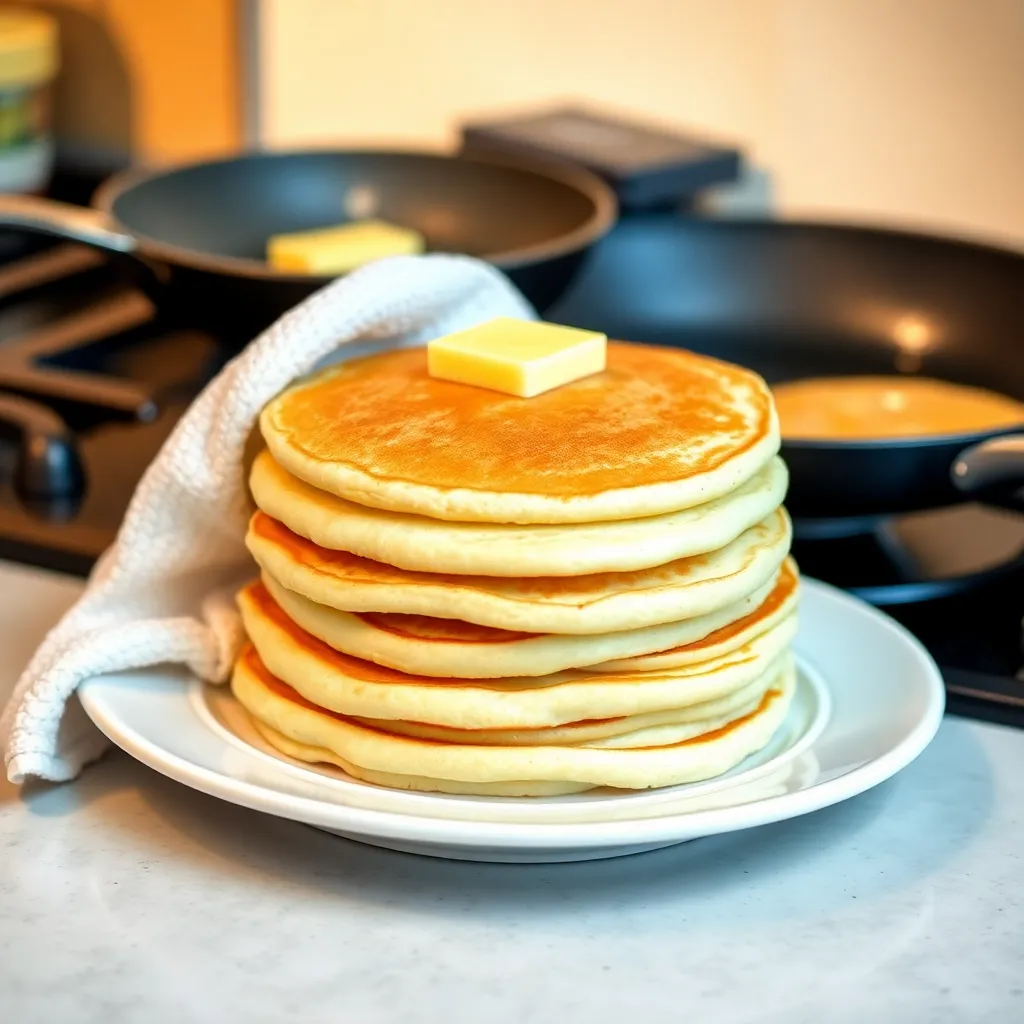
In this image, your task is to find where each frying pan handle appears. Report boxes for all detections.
[0,194,137,254]
[952,435,1024,507]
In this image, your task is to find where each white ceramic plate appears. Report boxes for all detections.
[79,579,944,863]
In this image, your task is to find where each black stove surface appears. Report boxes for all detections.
[0,210,229,574]
[1,190,1022,727]
[0,273,225,572]
[791,507,1024,728]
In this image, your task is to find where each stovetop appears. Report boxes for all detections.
[790,505,1024,727]
[0,221,229,572]
[1,179,1023,727]
[0,256,227,574]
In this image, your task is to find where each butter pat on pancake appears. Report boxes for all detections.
[246,505,791,634]
[249,449,789,578]
[259,342,780,524]
[232,647,797,793]
[259,564,789,678]
[427,318,606,397]
[237,580,797,729]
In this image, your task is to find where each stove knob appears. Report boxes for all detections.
[0,393,85,503]
[16,427,85,501]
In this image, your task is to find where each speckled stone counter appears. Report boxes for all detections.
[1,560,1021,1024]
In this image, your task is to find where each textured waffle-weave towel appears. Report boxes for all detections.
[0,254,534,783]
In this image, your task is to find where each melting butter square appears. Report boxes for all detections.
[267,219,424,274]
[427,318,607,397]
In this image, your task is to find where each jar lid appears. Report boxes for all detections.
[0,10,58,88]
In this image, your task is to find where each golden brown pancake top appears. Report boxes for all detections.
[262,342,772,497]
[774,376,1024,440]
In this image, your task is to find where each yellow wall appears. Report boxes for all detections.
[258,0,1024,247]
[14,0,241,163]
[12,0,1019,245]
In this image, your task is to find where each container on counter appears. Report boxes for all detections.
[0,9,58,194]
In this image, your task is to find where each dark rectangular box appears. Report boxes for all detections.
[461,105,742,209]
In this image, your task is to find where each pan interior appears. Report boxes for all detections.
[109,151,602,266]
[548,217,1024,427]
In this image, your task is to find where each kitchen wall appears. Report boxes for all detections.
[13,0,242,165]
[255,0,1024,247]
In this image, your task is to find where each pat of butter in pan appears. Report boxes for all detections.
[267,219,424,274]
[427,318,607,398]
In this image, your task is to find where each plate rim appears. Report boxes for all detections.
[79,577,945,851]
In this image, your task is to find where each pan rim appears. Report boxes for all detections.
[91,147,618,283]
[613,213,1024,262]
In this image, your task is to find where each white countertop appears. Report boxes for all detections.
[2,559,1022,1024]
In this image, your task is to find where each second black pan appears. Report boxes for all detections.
[0,149,616,338]
[550,215,1024,518]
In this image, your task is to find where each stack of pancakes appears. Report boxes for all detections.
[232,341,799,796]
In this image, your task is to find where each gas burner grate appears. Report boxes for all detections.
[0,243,159,421]
[0,229,225,568]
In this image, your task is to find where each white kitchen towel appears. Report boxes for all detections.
[1,254,535,784]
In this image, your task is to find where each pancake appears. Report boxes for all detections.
[774,376,1024,440]
[259,342,780,524]
[259,564,795,679]
[251,720,594,797]
[232,647,797,793]
[594,559,799,672]
[249,449,789,577]
[237,580,797,729]
[246,507,791,633]
[352,671,775,747]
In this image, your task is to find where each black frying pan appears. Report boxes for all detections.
[550,215,1024,518]
[0,149,616,337]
